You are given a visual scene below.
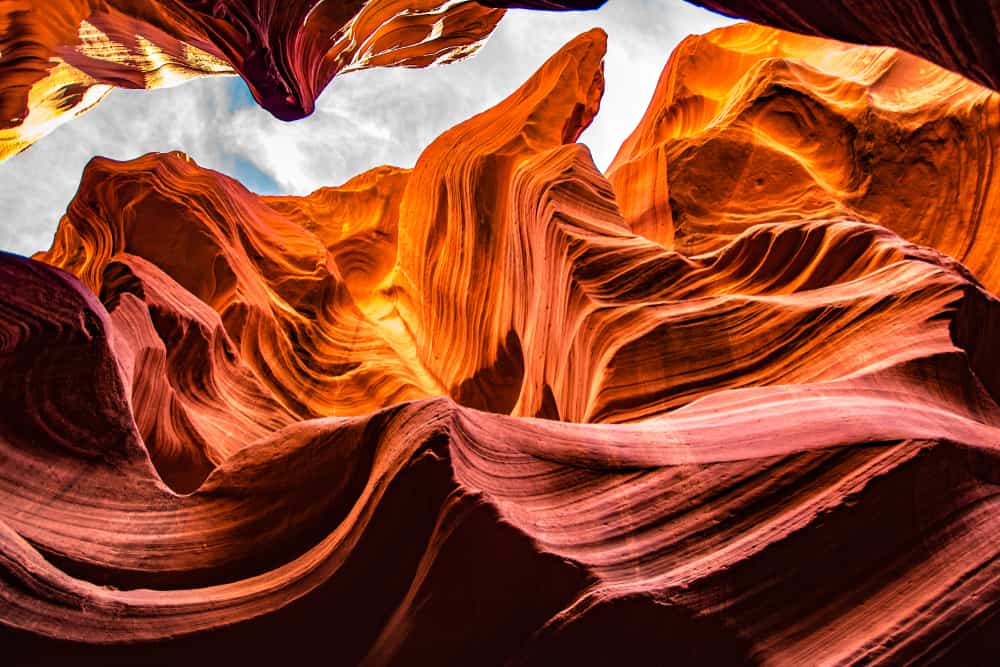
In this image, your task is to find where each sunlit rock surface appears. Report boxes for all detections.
[4,23,1000,666]
[608,22,1000,289]
[0,0,504,159]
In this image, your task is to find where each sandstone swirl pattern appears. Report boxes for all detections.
[4,23,1000,666]
[0,0,504,159]
[608,23,1000,288]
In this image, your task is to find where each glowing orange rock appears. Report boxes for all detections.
[5,23,1000,666]
[0,0,504,159]
[608,23,1000,289]
[40,153,433,424]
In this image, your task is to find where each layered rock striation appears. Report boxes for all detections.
[4,21,1000,666]
[609,22,1000,289]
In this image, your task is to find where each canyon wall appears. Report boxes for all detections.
[3,13,1000,667]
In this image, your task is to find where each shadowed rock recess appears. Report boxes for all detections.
[4,17,1000,667]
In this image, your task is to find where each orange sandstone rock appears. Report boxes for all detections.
[5,24,1000,666]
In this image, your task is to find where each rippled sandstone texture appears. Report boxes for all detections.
[608,22,1000,290]
[6,23,1000,666]
[0,0,504,159]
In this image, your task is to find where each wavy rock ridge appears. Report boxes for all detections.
[0,0,504,159]
[5,22,1000,666]
[609,23,1000,289]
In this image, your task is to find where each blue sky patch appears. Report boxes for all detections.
[229,156,281,194]
[226,78,257,112]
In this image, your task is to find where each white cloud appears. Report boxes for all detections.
[0,0,736,256]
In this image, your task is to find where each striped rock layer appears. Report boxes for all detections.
[4,23,1000,666]
[608,23,1000,289]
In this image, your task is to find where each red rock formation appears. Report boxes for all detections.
[5,22,1000,666]
[689,0,1000,91]
[0,0,504,158]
